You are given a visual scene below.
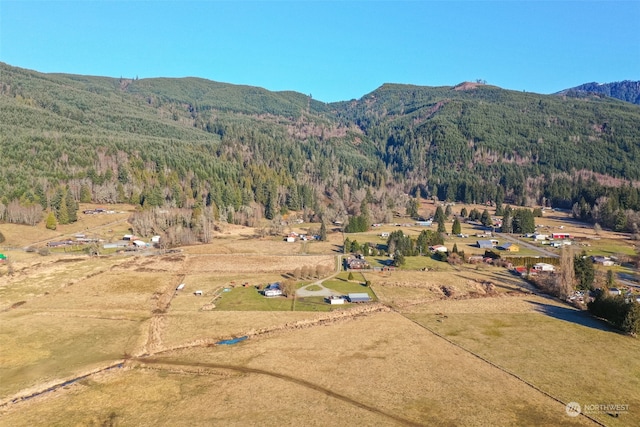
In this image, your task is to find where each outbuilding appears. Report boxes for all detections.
[477,240,495,249]
[264,282,283,297]
[347,293,371,303]
[498,243,520,252]
[533,262,555,272]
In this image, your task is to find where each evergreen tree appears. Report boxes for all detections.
[444,204,452,218]
[574,251,595,290]
[80,184,92,203]
[480,209,492,227]
[57,199,69,224]
[406,198,419,218]
[393,250,405,267]
[65,189,77,223]
[343,238,351,254]
[319,221,327,241]
[502,209,513,233]
[435,206,446,233]
[460,207,468,218]
[452,217,461,235]
[45,211,57,230]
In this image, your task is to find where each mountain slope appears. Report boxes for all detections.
[557,81,640,105]
[1,63,640,235]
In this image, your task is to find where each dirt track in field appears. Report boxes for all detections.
[136,358,424,427]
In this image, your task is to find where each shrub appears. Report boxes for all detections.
[588,291,640,335]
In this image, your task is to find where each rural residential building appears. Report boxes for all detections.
[592,256,615,266]
[264,283,283,297]
[477,240,495,249]
[429,245,448,253]
[498,243,519,252]
[325,296,345,305]
[533,262,555,272]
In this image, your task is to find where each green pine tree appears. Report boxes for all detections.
[45,212,57,230]
[452,217,462,235]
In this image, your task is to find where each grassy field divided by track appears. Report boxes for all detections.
[403,297,640,427]
[1,203,639,426]
[0,311,594,426]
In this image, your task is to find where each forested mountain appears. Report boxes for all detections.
[1,63,640,241]
[557,81,640,105]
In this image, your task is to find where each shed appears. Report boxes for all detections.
[498,243,520,252]
[415,221,433,227]
[326,296,346,305]
[194,290,203,296]
[133,240,147,248]
[347,293,371,303]
[176,283,185,291]
[533,262,555,272]
[151,235,161,243]
[477,240,495,249]
[592,256,615,266]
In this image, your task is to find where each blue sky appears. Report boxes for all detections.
[1,1,639,102]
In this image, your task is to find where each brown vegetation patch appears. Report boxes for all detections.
[453,81,481,91]
[53,257,86,264]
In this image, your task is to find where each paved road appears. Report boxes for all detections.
[498,233,559,258]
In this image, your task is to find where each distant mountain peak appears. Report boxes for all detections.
[556,80,640,105]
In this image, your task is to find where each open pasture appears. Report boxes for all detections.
[1,209,638,426]
[405,296,640,427]
[1,310,594,426]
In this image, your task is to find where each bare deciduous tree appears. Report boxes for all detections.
[556,246,575,299]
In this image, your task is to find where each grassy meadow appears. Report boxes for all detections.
[1,203,638,426]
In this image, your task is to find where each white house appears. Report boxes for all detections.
[533,262,555,272]
[430,245,448,253]
[264,283,283,297]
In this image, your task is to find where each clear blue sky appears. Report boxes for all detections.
[1,1,639,102]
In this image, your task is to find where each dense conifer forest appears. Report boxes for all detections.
[1,63,639,240]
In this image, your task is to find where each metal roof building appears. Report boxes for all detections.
[348,293,371,303]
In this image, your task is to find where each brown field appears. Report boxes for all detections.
[1,310,594,426]
[1,206,638,426]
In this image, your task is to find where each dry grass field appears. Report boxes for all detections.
[1,311,594,426]
[1,204,638,426]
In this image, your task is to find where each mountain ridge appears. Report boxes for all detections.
[556,80,640,105]
[1,62,639,238]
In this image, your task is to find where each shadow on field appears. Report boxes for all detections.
[527,300,612,332]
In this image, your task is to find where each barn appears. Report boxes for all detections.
[477,240,495,249]
[347,293,371,303]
